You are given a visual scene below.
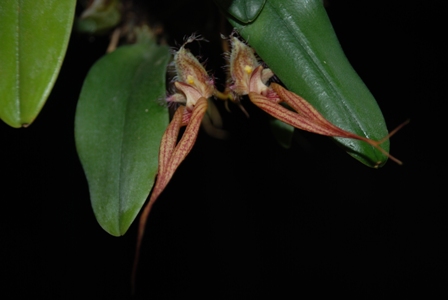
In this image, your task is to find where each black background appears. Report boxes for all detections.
[1,1,446,298]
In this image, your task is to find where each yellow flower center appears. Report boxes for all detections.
[187,75,195,85]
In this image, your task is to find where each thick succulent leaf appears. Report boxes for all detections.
[214,0,266,23]
[226,0,390,167]
[75,40,171,236]
[0,0,76,128]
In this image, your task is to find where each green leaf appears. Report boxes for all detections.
[269,119,294,149]
[0,0,76,128]
[75,39,171,236]
[227,0,390,167]
[214,0,266,23]
[75,0,121,34]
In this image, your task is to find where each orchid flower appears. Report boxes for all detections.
[132,41,213,290]
[227,37,407,166]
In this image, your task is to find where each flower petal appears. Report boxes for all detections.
[145,97,207,228]
[249,92,341,136]
[158,106,185,176]
[133,99,207,290]
[165,97,208,181]
[229,37,259,95]
[270,83,361,138]
[175,81,203,110]
[249,89,405,165]
[174,46,214,100]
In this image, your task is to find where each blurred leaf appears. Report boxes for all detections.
[269,119,294,149]
[76,0,121,34]
[226,0,390,167]
[0,0,76,128]
[75,38,171,236]
[214,0,266,23]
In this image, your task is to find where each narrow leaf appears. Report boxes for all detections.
[75,39,171,236]
[227,0,390,167]
[0,0,76,127]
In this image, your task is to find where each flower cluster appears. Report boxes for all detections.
[133,36,407,287]
[138,34,407,241]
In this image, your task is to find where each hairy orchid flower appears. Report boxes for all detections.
[228,37,407,165]
[166,42,215,123]
[132,41,212,291]
[229,37,274,97]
